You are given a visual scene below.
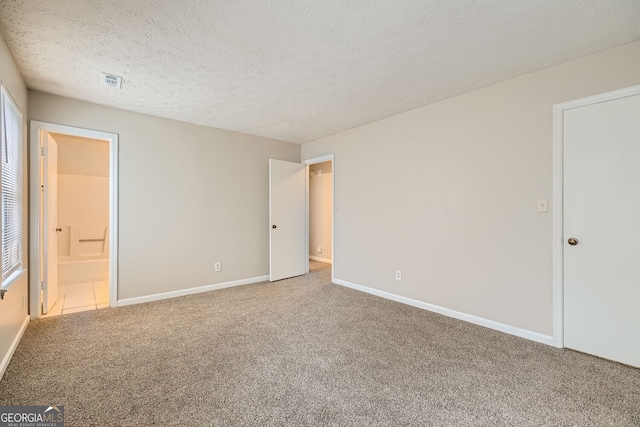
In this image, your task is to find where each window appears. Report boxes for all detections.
[1,86,23,288]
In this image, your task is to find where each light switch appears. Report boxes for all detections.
[537,199,548,213]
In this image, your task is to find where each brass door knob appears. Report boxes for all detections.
[567,237,578,246]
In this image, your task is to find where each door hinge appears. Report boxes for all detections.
[40,281,45,290]
[41,147,47,156]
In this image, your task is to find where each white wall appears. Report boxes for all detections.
[0,33,29,379]
[55,133,109,176]
[302,41,640,337]
[55,134,110,260]
[309,161,332,262]
[29,91,300,301]
[57,175,109,258]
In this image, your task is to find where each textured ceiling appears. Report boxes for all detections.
[0,1,639,143]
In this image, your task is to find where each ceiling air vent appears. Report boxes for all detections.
[101,72,122,89]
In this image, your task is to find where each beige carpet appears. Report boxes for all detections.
[1,261,639,426]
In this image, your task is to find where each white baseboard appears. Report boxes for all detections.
[0,315,30,381]
[309,256,332,264]
[332,278,555,347]
[116,275,269,307]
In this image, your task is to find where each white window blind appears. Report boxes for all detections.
[1,87,23,282]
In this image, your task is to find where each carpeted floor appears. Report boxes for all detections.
[1,261,639,426]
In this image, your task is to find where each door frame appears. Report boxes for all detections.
[29,121,119,318]
[551,84,640,348]
[42,133,59,313]
[303,154,335,283]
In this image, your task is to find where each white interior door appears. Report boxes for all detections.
[269,159,306,281]
[42,133,59,313]
[564,93,640,368]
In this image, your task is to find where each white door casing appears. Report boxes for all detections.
[269,159,306,281]
[42,133,58,313]
[560,89,640,367]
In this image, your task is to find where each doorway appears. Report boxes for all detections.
[553,85,640,367]
[29,122,118,319]
[304,155,334,280]
[307,161,332,270]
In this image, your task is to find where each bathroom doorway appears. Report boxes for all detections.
[29,122,118,318]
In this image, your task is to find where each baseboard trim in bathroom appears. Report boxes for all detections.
[116,275,270,307]
[309,256,332,264]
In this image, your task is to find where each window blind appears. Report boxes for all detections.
[1,87,23,281]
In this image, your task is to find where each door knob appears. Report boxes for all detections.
[55,228,62,232]
[567,237,578,246]
[272,225,277,229]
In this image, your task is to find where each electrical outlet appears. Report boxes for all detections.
[395,270,402,281]
[537,199,548,213]
[317,246,322,253]
[214,262,221,272]
[22,293,25,308]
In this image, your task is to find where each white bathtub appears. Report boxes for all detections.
[58,258,109,286]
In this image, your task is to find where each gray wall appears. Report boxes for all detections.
[0,33,29,378]
[29,91,300,300]
[302,41,640,337]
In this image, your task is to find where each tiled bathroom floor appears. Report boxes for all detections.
[42,281,109,317]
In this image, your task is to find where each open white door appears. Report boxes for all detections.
[42,133,58,313]
[269,159,306,281]
[563,92,640,367]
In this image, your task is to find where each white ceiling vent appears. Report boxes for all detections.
[101,72,122,89]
